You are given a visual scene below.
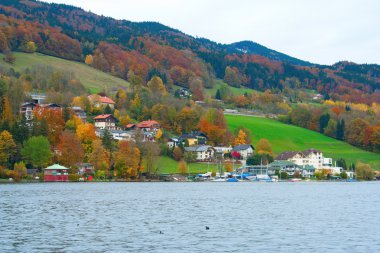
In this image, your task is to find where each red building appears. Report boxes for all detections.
[44,164,69,182]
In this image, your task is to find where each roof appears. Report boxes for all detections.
[302,148,322,156]
[178,131,208,141]
[184,145,213,152]
[232,144,254,151]
[276,149,322,160]
[126,124,136,128]
[88,94,115,104]
[94,114,114,120]
[137,120,160,128]
[45,164,68,170]
[276,151,300,160]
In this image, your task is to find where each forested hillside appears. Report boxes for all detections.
[0,0,379,104]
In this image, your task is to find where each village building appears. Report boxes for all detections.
[96,128,135,141]
[214,146,233,155]
[276,149,325,169]
[94,114,117,130]
[167,137,180,148]
[44,164,69,182]
[75,163,95,175]
[184,145,215,162]
[88,94,115,109]
[178,131,208,146]
[30,93,46,104]
[20,102,37,121]
[232,144,255,159]
[137,120,160,133]
[72,106,87,123]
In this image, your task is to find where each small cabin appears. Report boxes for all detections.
[44,164,69,182]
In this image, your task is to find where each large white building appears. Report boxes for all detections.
[184,145,215,162]
[276,149,327,169]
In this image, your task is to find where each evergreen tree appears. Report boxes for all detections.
[215,89,222,100]
[104,104,113,115]
[102,128,113,151]
[319,113,330,133]
[63,107,71,122]
[11,118,29,144]
[336,119,345,140]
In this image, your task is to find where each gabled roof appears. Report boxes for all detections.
[276,149,322,160]
[137,120,159,128]
[94,114,115,120]
[179,131,208,141]
[232,144,254,151]
[184,145,213,152]
[45,164,68,170]
[88,94,115,104]
[276,151,300,160]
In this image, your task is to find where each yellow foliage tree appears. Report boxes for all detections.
[147,76,166,95]
[84,54,94,65]
[0,130,16,165]
[155,129,163,140]
[114,141,141,179]
[178,160,187,174]
[256,138,273,155]
[234,129,247,146]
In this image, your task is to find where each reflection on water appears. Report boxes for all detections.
[1,182,380,252]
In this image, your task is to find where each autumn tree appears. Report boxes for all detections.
[346,118,369,147]
[88,139,110,173]
[139,141,160,178]
[84,54,94,65]
[178,160,187,174]
[0,130,16,166]
[176,107,200,133]
[172,146,183,161]
[256,139,273,155]
[21,136,52,169]
[76,123,96,156]
[12,162,27,182]
[114,141,141,179]
[356,163,374,180]
[57,131,84,167]
[234,129,248,146]
[33,107,65,146]
[147,76,166,96]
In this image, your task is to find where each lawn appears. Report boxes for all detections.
[0,52,129,93]
[204,79,259,97]
[226,114,380,169]
[153,156,221,174]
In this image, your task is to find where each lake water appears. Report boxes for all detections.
[1,182,380,252]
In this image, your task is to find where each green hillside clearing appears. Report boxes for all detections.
[0,52,129,93]
[226,114,380,169]
[205,79,259,97]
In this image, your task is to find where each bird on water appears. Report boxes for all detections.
[205,226,210,230]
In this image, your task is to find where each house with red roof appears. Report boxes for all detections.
[88,94,115,109]
[137,120,160,132]
[94,114,117,130]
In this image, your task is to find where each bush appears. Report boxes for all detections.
[356,163,374,181]
[280,172,288,180]
[68,174,80,182]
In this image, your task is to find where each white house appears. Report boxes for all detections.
[276,149,325,169]
[168,137,180,148]
[214,146,233,155]
[94,114,117,130]
[232,144,255,159]
[184,145,215,162]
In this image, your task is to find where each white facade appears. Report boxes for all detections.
[288,150,323,169]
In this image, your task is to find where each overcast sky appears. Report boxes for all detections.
[41,0,380,65]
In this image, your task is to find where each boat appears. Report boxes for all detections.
[226,178,239,182]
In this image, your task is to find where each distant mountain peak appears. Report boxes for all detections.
[228,40,313,66]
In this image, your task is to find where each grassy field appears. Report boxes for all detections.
[226,114,380,169]
[204,79,259,97]
[154,156,220,174]
[0,52,129,93]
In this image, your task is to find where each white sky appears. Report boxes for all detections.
[40,0,380,65]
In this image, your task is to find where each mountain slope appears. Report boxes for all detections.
[0,0,379,104]
[0,52,129,92]
[229,41,312,66]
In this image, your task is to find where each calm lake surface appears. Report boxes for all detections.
[1,182,380,253]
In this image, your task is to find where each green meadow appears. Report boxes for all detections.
[226,114,380,169]
[0,52,129,93]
